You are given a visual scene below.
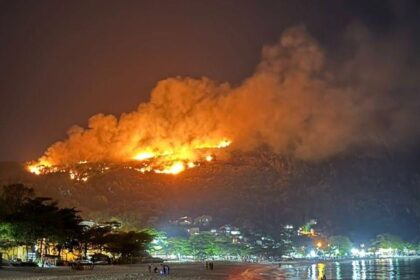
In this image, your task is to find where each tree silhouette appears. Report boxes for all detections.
[78,225,112,258]
[105,230,153,262]
[0,184,82,261]
[0,184,155,263]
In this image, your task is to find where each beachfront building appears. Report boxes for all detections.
[193,215,213,227]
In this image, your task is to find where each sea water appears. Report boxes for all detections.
[281,258,420,280]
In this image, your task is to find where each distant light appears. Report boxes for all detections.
[308,250,317,258]
[351,248,359,255]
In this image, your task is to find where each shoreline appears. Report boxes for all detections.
[0,262,280,280]
[2,258,419,280]
[280,255,420,265]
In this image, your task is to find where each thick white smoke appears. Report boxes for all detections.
[37,26,420,166]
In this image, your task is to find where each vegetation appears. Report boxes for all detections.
[327,235,352,257]
[0,184,153,264]
[150,231,251,260]
[372,234,406,251]
[149,225,420,261]
[2,183,420,264]
[105,230,153,261]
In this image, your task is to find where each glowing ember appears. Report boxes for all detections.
[69,171,76,180]
[28,164,42,175]
[27,159,52,175]
[216,140,231,148]
[133,151,155,161]
[26,138,231,179]
[155,161,185,175]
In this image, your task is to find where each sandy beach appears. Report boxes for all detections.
[0,262,283,280]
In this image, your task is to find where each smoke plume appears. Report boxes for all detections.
[36,26,420,166]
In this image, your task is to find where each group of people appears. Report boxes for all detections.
[205,261,214,270]
[148,263,170,275]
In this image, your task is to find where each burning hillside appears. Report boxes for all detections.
[26,148,226,182]
[27,26,420,179]
[27,139,231,180]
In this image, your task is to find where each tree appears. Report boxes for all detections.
[189,233,221,259]
[0,184,34,217]
[0,223,16,250]
[52,207,83,257]
[327,235,352,256]
[78,225,113,258]
[105,230,153,262]
[9,197,81,246]
[373,234,405,251]
[0,184,83,261]
[147,229,170,256]
[167,237,192,259]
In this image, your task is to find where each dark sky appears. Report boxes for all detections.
[0,0,419,161]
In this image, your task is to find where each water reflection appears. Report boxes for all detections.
[335,261,341,279]
[351,260,367,279]
[361,259,366,279]
[308,263,316,279]
[294,258,418,280]
[307,262,326,280]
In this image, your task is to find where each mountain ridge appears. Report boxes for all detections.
[1,151,419,241]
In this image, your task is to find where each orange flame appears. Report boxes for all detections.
[154,161,185,175]
[26,138,231,178]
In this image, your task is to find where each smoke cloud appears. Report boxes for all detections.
[38,26,420,165]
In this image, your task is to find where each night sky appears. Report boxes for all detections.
[0,0,419,161]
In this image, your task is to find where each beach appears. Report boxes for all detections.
[0,262,282,280]
[3,258,420,279]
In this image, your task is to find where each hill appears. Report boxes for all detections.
[1,151,420,241]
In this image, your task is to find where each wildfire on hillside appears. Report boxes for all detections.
[26,139,231,180]
[25,27,418,182]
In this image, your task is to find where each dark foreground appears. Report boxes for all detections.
[2,258,420,279]
[0,262,280,280]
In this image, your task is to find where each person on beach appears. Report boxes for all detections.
[148,264,152,273]
[166,264,170,274]
[154,266,158,273]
